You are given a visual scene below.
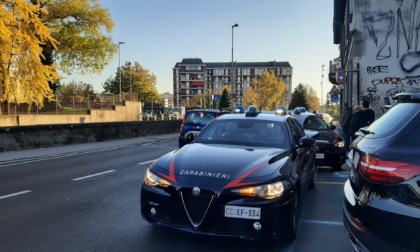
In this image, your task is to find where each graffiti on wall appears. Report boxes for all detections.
[359,0,420,116]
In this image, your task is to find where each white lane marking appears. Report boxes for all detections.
[0,190,32,200]
[0,148,121,167]
[142,143,152,146]
[72,170,116,181]
[138,159,157,165]
[301,220,344,226]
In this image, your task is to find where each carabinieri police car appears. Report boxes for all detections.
[140,106,317,242]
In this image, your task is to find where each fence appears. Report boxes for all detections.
[0,94,138,115]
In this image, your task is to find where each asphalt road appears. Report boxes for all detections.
[0,134,354,252]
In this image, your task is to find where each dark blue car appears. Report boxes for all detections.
[178,109,230,148]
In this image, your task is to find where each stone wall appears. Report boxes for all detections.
[0,120,181,152]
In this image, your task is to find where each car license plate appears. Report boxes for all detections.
[225,205,261,220]
[353,151,360,169]
[316,153,325,159]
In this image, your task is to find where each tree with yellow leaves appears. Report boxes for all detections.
[32,0,116,73]
[30,0,116,91]
[251,70,287,110]
[304,84,320,112]
[243,87,257,107]
[0,0,59,108]
[102,61,161,105]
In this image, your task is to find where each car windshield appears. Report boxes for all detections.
[194,119,289,148]
[302,116,329,130]
[185,111,216,125]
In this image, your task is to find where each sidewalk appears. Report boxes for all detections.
[0,133,179,164]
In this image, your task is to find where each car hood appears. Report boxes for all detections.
[151,143,291,190]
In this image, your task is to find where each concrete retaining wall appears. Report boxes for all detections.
[0,101,142,127]
[0,120,181,152]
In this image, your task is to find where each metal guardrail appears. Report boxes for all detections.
[0,94,137,115]
[141,114,182,121]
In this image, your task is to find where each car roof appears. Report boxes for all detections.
[216,111,292,122]
[289,112,319,124]
[186,109,230,113]
[393,92,420,103]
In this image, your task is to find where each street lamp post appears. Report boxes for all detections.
[118,41,125,100]
[231,23,238,109]
[321,64,325,110]
[128,61,132,95]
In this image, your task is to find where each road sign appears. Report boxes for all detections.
[213,94,220,102]
[330,93,339,103]
[336,68,346,85]
[329,85,340,94]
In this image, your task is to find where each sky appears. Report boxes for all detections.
[63,0,339,101]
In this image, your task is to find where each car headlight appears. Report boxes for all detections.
[232,181,285,199]
[144,168,171,187]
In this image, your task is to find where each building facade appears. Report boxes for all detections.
[172,58,293,107]
[333,0,420,117]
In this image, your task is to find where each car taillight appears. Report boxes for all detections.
[332,135,345,148]
[359,156,420,184]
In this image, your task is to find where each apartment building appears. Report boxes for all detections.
[173,58,293,107]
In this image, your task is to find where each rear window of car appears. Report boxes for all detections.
[302,116,329,130]
[365,103,419,138]
[185,111,217,125]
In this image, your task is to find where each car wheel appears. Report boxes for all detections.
[284,192,299,242]
[332,164,342,171]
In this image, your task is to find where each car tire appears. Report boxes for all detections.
[284,192,299,243]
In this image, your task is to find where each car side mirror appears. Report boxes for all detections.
[330,124,336,130]
[185,131,199,143]
[299,137,316,147]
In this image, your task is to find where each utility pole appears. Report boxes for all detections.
[321,65,325,111]
[231,23,238,109]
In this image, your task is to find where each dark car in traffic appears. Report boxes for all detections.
[291,109,346,171]
[141,106,317,242]
[178,108,230,148]
[343,93,420,252]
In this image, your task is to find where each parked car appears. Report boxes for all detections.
[317,112,334,124]
[141,106,317,242]
[291,110,346,171]
[178,109,230,148]
[343,92,420,251]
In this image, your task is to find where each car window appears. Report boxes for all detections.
[185,111,216,125]
[365,103,419,138]
[287,118,304,145]
[303,116,329,130]
[196,119,289,148]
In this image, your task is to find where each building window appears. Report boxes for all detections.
[186,65,201,71]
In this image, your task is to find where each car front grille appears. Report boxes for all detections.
[206,217,256,236]
[180,188,215,227]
